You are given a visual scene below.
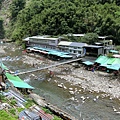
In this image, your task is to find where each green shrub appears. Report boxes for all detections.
[42,107,52,114]
[17,107,24,113]
[115,45,120,51]
[8,108,16,115]
[53,115,63,120]
[107,53,113,58]
[10,99,17,106]
[25,99,34,108]
[0,110,16,120]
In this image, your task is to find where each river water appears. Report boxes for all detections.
[1,43,120,120]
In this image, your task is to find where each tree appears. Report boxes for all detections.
[81,33,98,44]
[7,0,120,44]
[10,0,25,22]
[0,19,4,39]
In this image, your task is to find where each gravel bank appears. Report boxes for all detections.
[1,44,120,100]
[21,53,120,99]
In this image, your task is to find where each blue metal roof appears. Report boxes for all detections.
[31,47,71,58]
[60,55,73,58]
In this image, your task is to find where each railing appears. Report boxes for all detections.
[16,58,82,75]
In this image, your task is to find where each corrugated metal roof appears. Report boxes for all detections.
[110,50,119,54]
[30,36,58,41]
[58,41,72,46]
[95,56,120,68]
[70,42,87,47]
[84,45,103,48]
[60,55,73,58]
[112,58,120,64]
[107,65,120,70]
[82,61,94,65]
[5,73,34,89]
[95,55,108,64]
[0,62,9,70]
[67,34,85,37]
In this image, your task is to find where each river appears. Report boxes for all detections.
[1,43,120,120]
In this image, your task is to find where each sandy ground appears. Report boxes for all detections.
[21,53,120,99]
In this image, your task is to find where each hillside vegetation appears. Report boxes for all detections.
[0,0,120,44]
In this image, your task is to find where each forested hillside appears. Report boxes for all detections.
[1,0,120,44]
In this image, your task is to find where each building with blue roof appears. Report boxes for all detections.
[58,41,87,56]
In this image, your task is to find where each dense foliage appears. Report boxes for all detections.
[4,0,120,44]
[0,110,16,120]
[0,19,4,39]
[0,0,4,8]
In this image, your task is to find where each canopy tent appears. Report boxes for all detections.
[95,55,108,64]
[82,61,94,65]
[109,50,119,54]
[95,55,120,65]
[100,64,109,67]
[104,57,116,65]
[5,73,34,89]
[112,58,120,64]
[107,64,120,70]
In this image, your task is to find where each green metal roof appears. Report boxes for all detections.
[112,58,120,64]
[0,62,9,70]
[95,55,108,64]
[95,55,120,71]
[110,50,119,54]
[100,64,109,67]
[82,61,94,65]
[5,73,34,89]
[95,55,120,65]
[107,64,120,70]
[9,80,34,89]
[104,58,116,65]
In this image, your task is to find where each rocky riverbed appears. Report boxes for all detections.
[21,51,120,100]
[1,43,120,119]
[1,43,120,99]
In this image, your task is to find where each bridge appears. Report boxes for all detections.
[17,58,82,75]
